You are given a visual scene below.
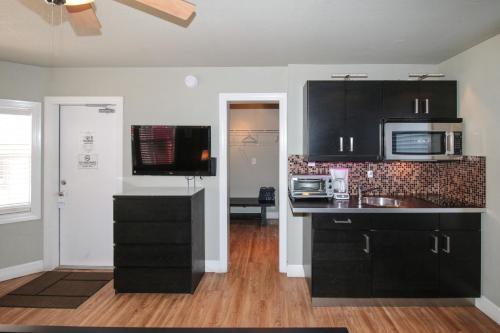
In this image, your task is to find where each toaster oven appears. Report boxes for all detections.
[289,175,334,199]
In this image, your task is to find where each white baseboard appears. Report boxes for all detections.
[0,260,44,282]
[286,265,305,277]
[476,296,500,325]
[205,260,226,273]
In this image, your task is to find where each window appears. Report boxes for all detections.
[0,99,41,224]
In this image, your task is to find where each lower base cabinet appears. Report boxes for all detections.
[312,230,371,297]
[372,230,439,297]
[307,213,481,299]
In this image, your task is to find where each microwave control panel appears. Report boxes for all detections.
[454,132,463,155]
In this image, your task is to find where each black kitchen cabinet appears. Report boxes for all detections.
[382,81,457,119]
[372,230,439,297]
[310,214,371,298]
[439,214,481,297]
[113,188,205,294]
[306,212,481,300]
[304,81,382,161]
[345,82,383,159]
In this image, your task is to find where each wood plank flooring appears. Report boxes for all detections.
[0,224,498,332]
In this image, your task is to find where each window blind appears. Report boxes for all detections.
[0,113,32,215]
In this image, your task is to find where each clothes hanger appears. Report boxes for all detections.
[241,131,258,144]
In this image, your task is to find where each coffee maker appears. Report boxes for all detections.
[329,168,350,200]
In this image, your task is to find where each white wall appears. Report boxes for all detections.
[439,34,500,308]
[286,64,439,264]
[47,66,288,261]
[229,107,279,215]
[0,61,48,269]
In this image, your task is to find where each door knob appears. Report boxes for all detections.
[61,180,67,185]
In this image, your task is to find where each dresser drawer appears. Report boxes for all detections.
[114,268,192,293]
[114,223,190,244]
[113,197,190,223]
[114,244,190,267]
[313,214,370,230]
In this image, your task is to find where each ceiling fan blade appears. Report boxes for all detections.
[66,3,101,36]
[133,0,195,21]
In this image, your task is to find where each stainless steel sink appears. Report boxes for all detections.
[362,196,402,208]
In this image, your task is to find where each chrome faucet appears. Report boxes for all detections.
[358,185,381,206]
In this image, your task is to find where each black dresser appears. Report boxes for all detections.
[113,187,205,293]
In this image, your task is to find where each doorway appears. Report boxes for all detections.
[219,93,287,274]
[59,105,120,267]
[43,97,123,270]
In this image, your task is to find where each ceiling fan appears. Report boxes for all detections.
[44,0,196,35]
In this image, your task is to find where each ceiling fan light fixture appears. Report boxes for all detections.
[64,0,95,6]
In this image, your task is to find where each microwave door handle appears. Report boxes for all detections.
[445,132,455,155]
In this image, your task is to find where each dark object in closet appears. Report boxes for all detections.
[230,197,275,226]
[259,187,276,203]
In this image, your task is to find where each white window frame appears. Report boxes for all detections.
[0,99,42,225]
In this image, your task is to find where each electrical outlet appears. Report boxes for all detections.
[367,170,374,178]
[251,157,257,165]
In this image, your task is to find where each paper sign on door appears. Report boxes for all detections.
[78,154,98,169]
[81,132,95,152]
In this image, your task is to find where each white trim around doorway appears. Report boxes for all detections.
[43,97,124,270]
[218,93,287,273]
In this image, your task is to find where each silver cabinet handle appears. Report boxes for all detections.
[363,234,370,254]
[425,99,430,114]
[443,234,451,254]
[339,137,344,152]
[414,98,420,114]
[333,218,352,224]
[349,137,354,152]
[431,234,438,254]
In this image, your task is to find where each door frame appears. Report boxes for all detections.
[43,97,123,270]
[218,93,287,273]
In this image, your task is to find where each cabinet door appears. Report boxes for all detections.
[305,81,346,158]
[312,229,371,297]
[419,81,457,118]
[372,230,439,297]
[439,230,481,297]
[345,82,382,159]
[382,81,420,118]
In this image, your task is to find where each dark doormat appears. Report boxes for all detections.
[0,326,348,333]
[0,271,113,309]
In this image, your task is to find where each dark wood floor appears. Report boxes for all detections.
[0,223,498,332]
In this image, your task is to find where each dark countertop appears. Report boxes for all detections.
[289,195,486,214]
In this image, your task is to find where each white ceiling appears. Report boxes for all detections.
[1,0,500,67]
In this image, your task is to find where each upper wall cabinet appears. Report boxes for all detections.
[303,80,457,162]
[382,81,457,119]
[304,81,382,162]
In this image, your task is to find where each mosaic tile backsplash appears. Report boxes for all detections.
[288,155,486,208]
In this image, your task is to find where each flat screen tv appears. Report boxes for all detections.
[132,125,211,176]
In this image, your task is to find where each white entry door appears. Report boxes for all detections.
[59,105,121,267]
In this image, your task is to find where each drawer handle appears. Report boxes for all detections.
[442,234,451,254]
[414,98,419,114]
[431,234,438,254]
[333,218,352,224]
[363,234,370,254]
